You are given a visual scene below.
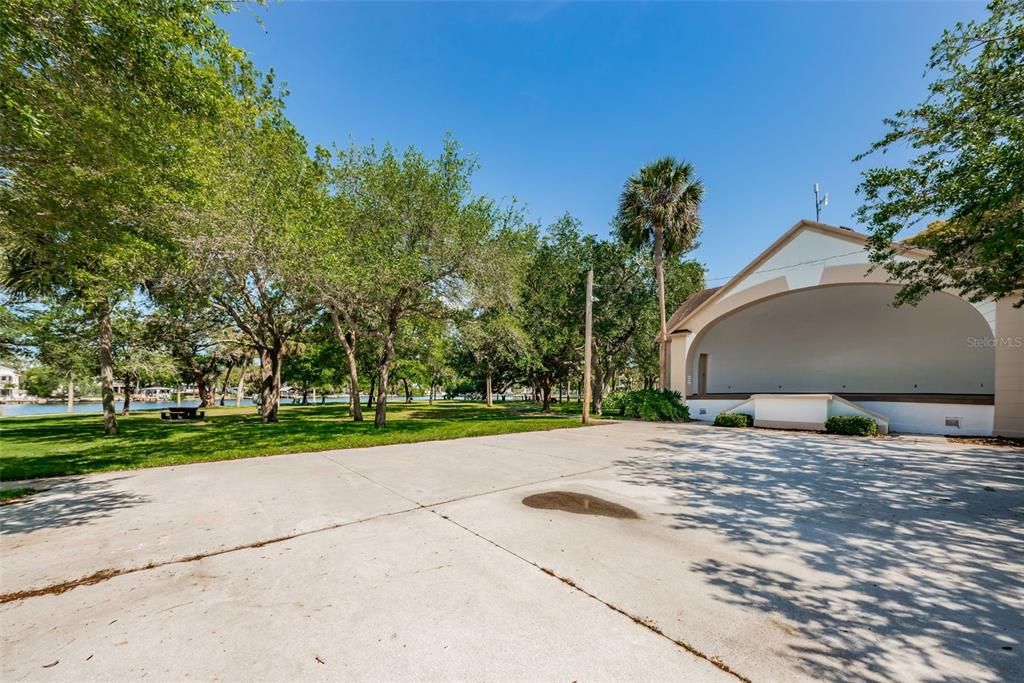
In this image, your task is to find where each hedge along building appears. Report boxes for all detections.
[662,220,1024,437]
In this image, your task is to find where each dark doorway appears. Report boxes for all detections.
[698,353,708,396]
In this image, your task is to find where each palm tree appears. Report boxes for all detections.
[615,157,704,389]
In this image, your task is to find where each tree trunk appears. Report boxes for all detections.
[374,310,400,428]
[429,379,435,404]
[374,333,393,423]
[235,360,246,408]
[329,308,363,421]
[98,303,119,435]
[66,371,74,413]
[347,349,363,420]
[654,220,668,390]
[402,377,412,403]
[541,377,552,412]
[485,370,493,407]
[592,362,605,415]
[121,375,131,415]
[259,347,283,423]
[367,374,375,409]
[219,361,235,407]
[374,362,390,428]
[195,368,213,408]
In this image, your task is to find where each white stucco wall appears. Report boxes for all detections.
[668,334,689,394]
[994,298,1024,437]
[687,399,746,422]
[724,229,868,300]
[753,395,829,426]
[688,397,991,435]
[691,284,994,395]
[857,402,994,436]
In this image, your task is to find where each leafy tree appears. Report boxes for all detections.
[181,92,320,423]
[325,137,513,427]
[0,293,30,364]
[387,316,443,404]
[521,215,589,411]
[588,239,652,414]
[1,0,247,433]
[281,340,332,405]
[145,297,228,408]
[855,0,1024,306]
[111,303,176,414]
[215,342,253,407]
[459,215,536,406]
[422,328,457,404]
[625,256,705,392]
[615,158,704,387]
[296,174,368,421]
[25,299,96,410]
[22,365,62,399]
[460,311,531,407]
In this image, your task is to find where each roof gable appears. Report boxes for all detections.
[667,220,887,333]
[665,287,720,334]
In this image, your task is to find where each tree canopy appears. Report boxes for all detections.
[1,1,704,431]
[1,0,250,432]
[856,0,1024,307]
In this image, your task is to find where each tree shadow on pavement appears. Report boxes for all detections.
[618,427,1024,682]
[0,476,149,535]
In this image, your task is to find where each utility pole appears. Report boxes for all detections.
[582,268,593,425]
[814,183,829,222]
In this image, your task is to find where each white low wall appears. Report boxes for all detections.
[686,397,994,436]
[686,399,745,422]
[753,395,829,429]
[857,402,994,436]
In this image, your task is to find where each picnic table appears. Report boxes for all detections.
[160,407,205,421]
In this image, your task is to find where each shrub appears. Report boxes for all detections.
[602,391,627,414]
[714,412,753,428]
[602,389,689,422]
[825,415,878,436]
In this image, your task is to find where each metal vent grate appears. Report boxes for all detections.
[945,417,961,429]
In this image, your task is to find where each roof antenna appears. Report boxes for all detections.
[814,183,829,223]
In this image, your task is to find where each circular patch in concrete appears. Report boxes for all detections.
[522,491,639,519]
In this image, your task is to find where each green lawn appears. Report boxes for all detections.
[0,487,37,503]
[0,400,585,481]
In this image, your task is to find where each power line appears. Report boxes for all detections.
[704,248,867,284]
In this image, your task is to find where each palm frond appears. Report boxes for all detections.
[614,156,703,257]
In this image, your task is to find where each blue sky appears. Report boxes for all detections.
[219,1,986,283]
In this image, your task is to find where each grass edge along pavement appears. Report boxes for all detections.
[0,487,37,504]
[0,400,587,481]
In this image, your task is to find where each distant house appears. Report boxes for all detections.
[0,365,24,399]
[141,387,174,400]
[661,220,1023,437]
